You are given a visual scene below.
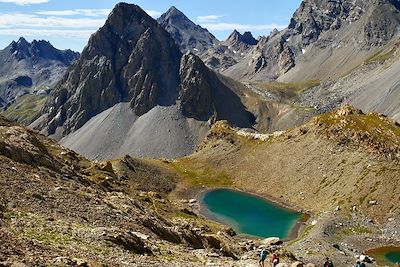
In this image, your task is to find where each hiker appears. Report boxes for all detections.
[259,249,268,267]
[270,253,279,267]
[355,258,366,267]
[324,257,334,267]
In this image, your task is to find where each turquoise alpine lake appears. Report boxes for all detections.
[201,188,302,238]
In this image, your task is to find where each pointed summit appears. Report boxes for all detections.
[165,6,182,16]
[17,37,29,46]
[226,30,258,48]
[158,6,219,54]
[242,32,258,45]
[227,30,241,40]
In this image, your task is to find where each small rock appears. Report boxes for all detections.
[368,200,378,205]
[148,191,162,199]
[291,262,304,267]
[224,227,236,237]
[261,237,281,246]
[72,259,89,267]
[207,252,219,257]
[189,199,197,204]
[99,161,114,173]
[131,232,149,240]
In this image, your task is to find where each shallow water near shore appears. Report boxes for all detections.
[200,188,302,238]
[366,247,400,266]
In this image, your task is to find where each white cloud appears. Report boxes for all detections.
[145,10,161,18]
[0,0,49,5]
[0,28,93,38]
[197,15,223,23]
[0,13,104,28]
[36,8,160,19]
[36,9,111,17]
[200,22,286,32]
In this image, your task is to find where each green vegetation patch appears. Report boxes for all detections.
[365,47,397,65]
[335,225,374,239]
[169,158,233,187]
[2,94,48,125]
[5,211,110,254]
[250,80,320,99]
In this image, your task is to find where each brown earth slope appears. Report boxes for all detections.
[174,105,400,220]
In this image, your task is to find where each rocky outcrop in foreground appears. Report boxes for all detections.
[0,115,328,266]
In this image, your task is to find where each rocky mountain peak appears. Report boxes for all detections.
[41,2,183,136]
[158,6,218,53]
[242,32,258,45]
[226,30,258,47]
[163,6,184,19]
[16,37,29,46]
[6,37,79,64]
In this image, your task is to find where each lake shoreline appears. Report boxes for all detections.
[365,246,400,266]
[196,187,310,241]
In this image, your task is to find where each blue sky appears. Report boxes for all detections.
[0,0,302,52]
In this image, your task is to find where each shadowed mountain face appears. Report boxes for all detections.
[0,38,79,108]
[179,53,255,126]
[37,3,255,159]
[158,6,219,54]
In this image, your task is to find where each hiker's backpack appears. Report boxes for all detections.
[260,250,267,259]
[325,260,334,267]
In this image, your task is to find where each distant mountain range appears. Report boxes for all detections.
[0,37,79,123]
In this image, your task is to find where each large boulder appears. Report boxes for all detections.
[106,231,152,254]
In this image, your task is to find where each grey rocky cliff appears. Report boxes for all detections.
[179,53,215,120]
[41,3,182,136]
[288,0,400,47]
[223,0,400,81]
[179,53,255,127]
